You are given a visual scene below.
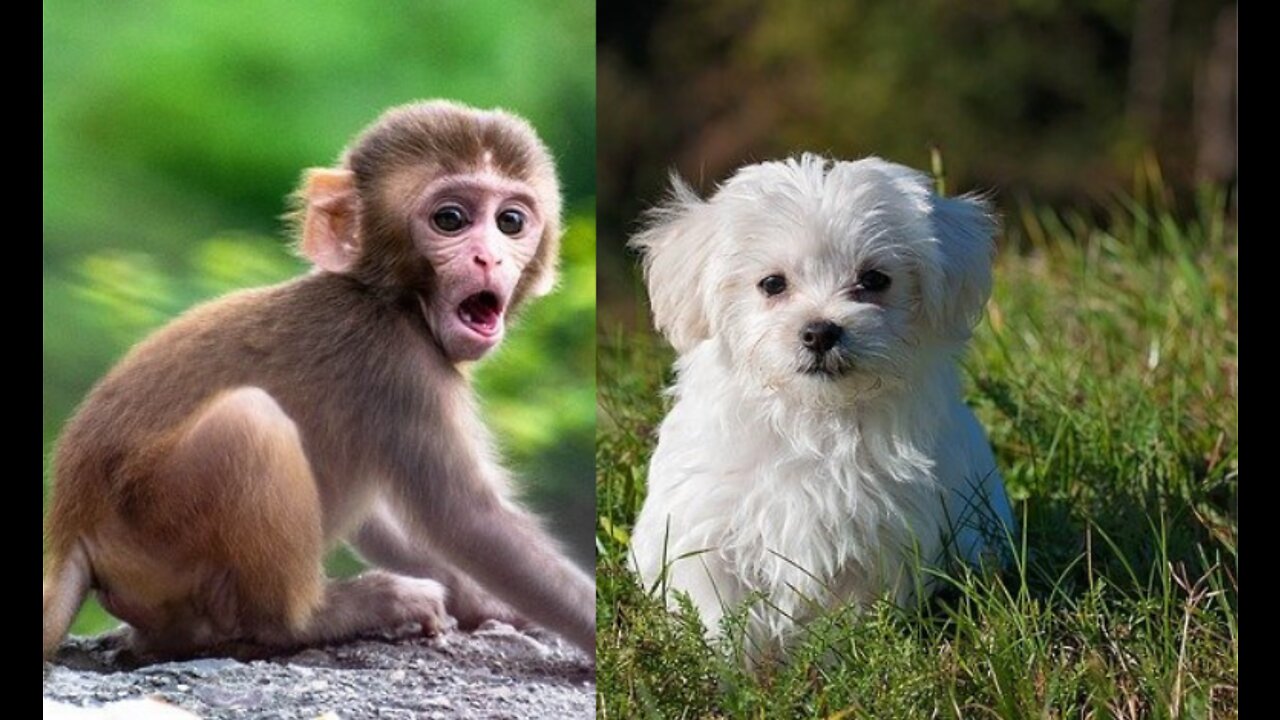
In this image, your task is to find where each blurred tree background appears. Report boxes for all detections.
[43,1,596,631]
[598,0,1237,320]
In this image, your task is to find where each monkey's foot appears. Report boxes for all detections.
[377,573,455,637]
[257,570,454,647]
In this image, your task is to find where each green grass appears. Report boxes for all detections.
[596,186,1238,718]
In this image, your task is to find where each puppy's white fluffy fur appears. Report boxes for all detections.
[629,155,1014,659]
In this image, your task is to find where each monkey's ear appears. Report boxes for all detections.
[297,169,360,273]
[522,215,561,299]
[630,176,719,353]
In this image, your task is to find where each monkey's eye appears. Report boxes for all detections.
[758,274,788,297]
[432,206,468,234]
[857,269,891,293]
[496,209,526,236]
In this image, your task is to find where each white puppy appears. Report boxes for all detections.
[629,155,1014,660]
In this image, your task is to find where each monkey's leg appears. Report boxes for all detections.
[97,386,325,657]
[116,388,446,657]
[351,500,525,630]
[72,387,321,657]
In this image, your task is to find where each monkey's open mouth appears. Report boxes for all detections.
[457,291,504,337]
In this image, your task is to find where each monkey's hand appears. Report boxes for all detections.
[448,583,527,632]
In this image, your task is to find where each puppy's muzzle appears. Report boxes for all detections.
[800,320,843,355]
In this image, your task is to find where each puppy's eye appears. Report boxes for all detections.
[432,206,468,234]
[857,269,891,292]
[758,274,788,297]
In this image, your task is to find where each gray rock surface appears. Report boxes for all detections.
[43,627,595,719]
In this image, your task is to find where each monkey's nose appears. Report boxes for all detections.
[800,321,843,354]
[473,253,502,268]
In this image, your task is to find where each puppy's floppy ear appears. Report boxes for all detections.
[630,176,719,353]
[926,192,996,339]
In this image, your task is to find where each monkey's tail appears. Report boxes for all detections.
[43,541,90,661]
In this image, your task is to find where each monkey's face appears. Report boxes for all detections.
[410,171,546,361]
[297,103,563,363]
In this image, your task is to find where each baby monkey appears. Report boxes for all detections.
[42,101,595,661]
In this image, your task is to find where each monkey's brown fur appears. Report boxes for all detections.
[43,101,594,661]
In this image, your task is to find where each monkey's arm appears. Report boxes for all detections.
[370,379,595,656]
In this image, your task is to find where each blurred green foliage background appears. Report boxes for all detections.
[43,1,596,632]
[598,0,1237,319]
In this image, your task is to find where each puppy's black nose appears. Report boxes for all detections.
[800,321,843,354]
